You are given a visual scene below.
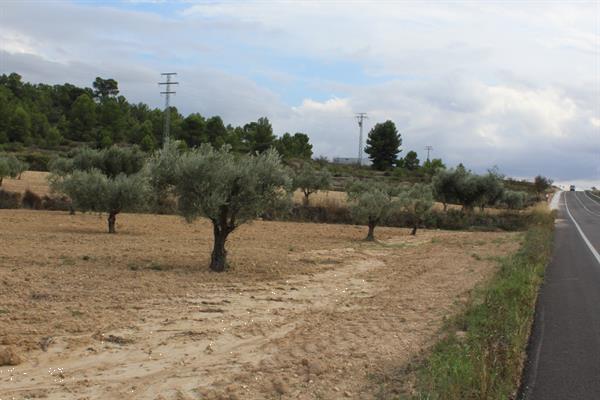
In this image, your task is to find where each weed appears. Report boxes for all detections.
[410,209,554,400]
[22,190,42,209]
[0,189,21,209]
[70,309,84,317]
[60,257,76,266]
[148,263,169,271]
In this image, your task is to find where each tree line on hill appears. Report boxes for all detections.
[0,73,313,159]
[1,73,554,198]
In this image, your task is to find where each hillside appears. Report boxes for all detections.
[0,73,313,162]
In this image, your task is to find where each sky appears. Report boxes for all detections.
[0,0,598,188]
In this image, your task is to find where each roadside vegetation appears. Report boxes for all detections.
[407,206,555,400]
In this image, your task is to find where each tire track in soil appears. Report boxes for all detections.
[1,231,517,400]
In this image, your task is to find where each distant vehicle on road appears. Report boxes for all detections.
[570,185,576,191]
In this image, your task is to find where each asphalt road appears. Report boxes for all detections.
[520,191,600,399]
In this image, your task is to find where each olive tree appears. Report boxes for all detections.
[0,157,11,186]
[502,190,527,210]
[292,163,331,206]
[69,146,145,177]
[347,181,400,241]
[53,169,149,233]
[145,141,182,213]
[47,156,74,176]
[49,146,149,231]
[400,183,434,235]
[455,172,492,212]
[432,168,462,211]
[0,154,28,186]
[534,175,553,200]
[474,170,504,212]
[151,144,290,272]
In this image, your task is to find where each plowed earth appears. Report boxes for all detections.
[0,210,518,399]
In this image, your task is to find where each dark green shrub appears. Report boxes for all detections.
[41,195,72,211]
[0,189,21,209]
[278,204,529,232]
[22,152,49,171]
[22,190,42,209]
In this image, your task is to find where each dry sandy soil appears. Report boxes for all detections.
[0,209,519,399]
[2,171,52,197]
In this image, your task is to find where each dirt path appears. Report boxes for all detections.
[0,210,519,399]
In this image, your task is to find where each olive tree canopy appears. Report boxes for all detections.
[49,146,149,232]
[502,190,527,210]
[0,154,28,186]
[150,144,291,272]
[347,181,400,241]
[54,169,149,233]
[432,168,462,211]
[292,163,331,206]
[533,175,553,200]
[400,183,434,235]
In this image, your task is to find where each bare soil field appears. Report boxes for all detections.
[0,209,519,399]
[1,171,52,197]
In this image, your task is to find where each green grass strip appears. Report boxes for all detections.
[412,209,555,400]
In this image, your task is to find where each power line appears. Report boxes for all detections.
[425,145,433,161]
[355,112,368,166]
[158,72,178,147]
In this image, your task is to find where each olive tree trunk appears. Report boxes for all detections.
[302,190,311,206]
[366,218,377,241]
[108,211,117,234]
[210,207,235,272]
[210,227,228,272]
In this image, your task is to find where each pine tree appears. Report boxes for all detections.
[364,120,401,171]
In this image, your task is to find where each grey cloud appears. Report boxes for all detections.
[0,1,598,186]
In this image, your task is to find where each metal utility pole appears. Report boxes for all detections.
[159,72,178,147]
[425,145,433,161]
[355,112,368,166]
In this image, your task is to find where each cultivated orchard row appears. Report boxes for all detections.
[1,144,538,272]
[41,144,434,272]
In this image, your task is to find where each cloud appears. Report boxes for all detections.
[0,0,598,186]
[293,98,351,114]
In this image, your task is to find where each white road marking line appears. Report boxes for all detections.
[564,194,600,266]
[573,192,600,217]
[585,190,600,202]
